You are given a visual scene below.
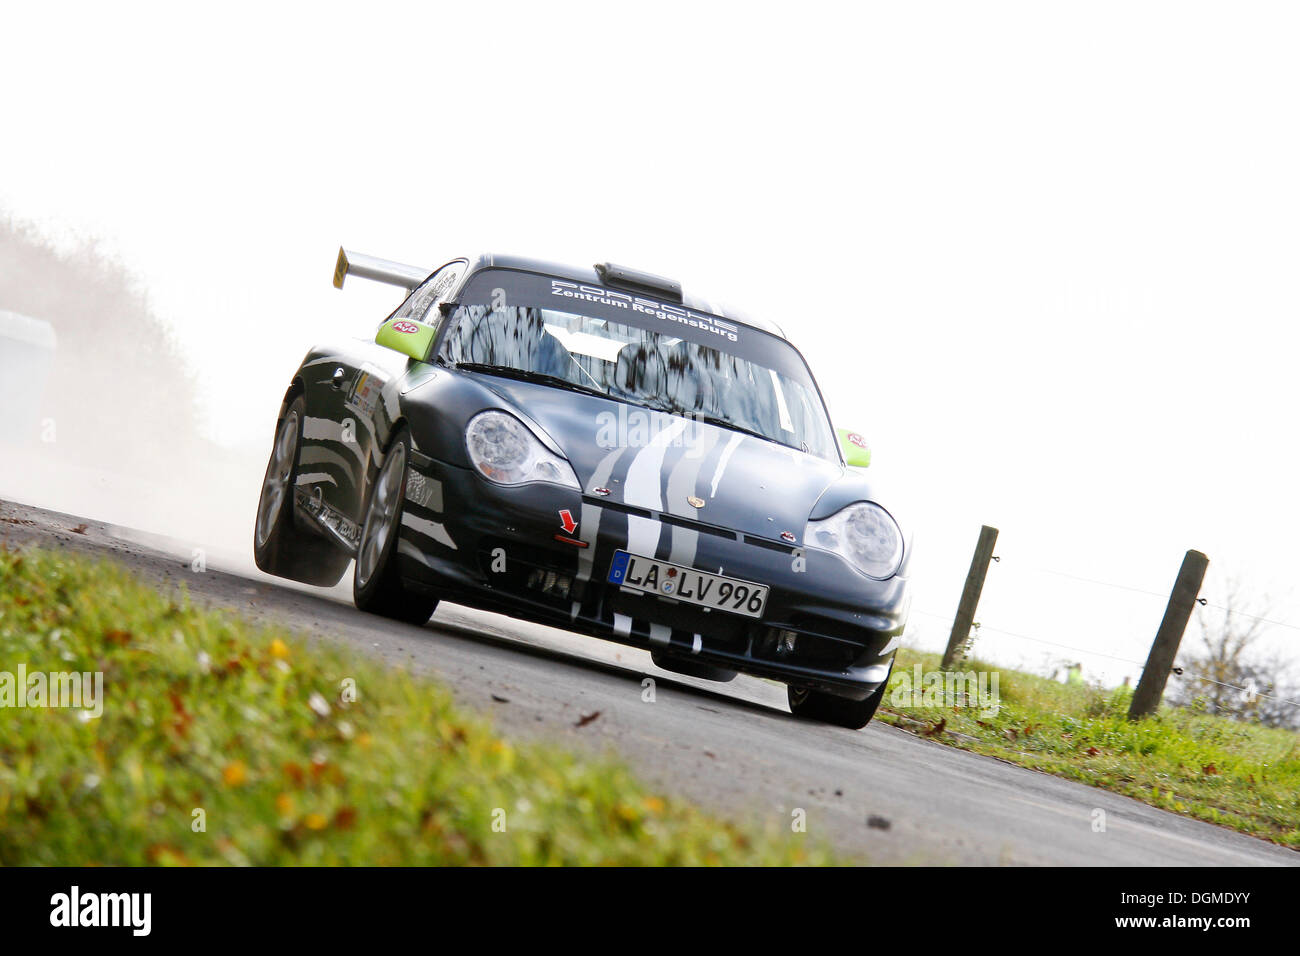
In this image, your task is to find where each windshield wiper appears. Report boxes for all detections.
[645,401,793,449]
[695,414,791,448]
[453,363,611,399]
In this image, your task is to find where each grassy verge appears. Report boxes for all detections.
[0,548,832,865]
[880,647,1300,848]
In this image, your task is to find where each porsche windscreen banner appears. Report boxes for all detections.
[454,269,811,379]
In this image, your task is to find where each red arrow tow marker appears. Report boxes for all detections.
[558,509,577,534]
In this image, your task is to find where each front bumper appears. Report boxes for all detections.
[395,453,909,701]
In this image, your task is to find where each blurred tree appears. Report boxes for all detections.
[0,213,202,467]
[1169,577,1299,729]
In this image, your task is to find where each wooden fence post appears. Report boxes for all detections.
[1128,549,1209,720]
[942,525,999,669]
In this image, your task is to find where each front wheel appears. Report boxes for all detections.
[788,663,893,730]
[352,427,438,626]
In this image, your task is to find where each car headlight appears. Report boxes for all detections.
[465,410,579,490]
[805,502,903,580]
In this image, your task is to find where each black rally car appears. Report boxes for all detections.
[253,249,910,727]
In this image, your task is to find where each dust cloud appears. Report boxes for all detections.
[0,214,271,573]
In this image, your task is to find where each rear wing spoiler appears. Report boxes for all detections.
[332,247,429,291]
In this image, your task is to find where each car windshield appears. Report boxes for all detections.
[440,271,838,460]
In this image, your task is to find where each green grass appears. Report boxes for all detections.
[880,647,1300,848]
[0,548,832,865]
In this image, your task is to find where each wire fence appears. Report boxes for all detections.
[907,552,1300,713]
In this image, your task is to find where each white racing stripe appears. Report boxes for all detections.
[294,472,337,487]
[708,433,743,498]
[298,445,359,485]
[661,427,719,648]
[623,419,688,647]
[624,418,689,512]
[400,512,458,550]
[303,417,367,474]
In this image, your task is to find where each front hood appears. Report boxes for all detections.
[479,378,847,543]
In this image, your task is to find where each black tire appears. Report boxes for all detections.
[253,395,351,587]
[788,662,893,730]
[352,427,438,626]
[650,650,737,682]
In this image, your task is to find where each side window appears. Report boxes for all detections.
[387,259,468,328]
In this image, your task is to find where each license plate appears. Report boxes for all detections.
[607,550,768,618]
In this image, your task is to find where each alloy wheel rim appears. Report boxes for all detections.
[356,443,406,588]
[256,411,299,547]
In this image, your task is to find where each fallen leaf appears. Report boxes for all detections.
[490,694,510,703]
[923,718,947,737]
[575,710,602,728]
[866,814,892,830]
[1202,764,1219,776]
[1085,746,1101,757]
[168,691,193,737]
[333,806,357,830]
[222,761,248,786]
[69,524,88,534]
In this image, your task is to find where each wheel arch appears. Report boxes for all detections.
[277,377,306,423]
[358,413,413,515]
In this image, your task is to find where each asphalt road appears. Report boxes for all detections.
[2,497,1295,866]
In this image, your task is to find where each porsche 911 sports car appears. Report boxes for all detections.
[254,249,910,728]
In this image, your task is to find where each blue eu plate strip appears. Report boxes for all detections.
[607,550,630,584]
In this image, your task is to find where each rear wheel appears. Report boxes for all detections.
[352,427,438,626]
[788,662,893,729]
[253,395,350,587]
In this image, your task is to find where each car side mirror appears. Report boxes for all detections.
[375,318,435,361]
[836,428,871,468]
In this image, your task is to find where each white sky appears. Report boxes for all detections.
[3,1,1298,685]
